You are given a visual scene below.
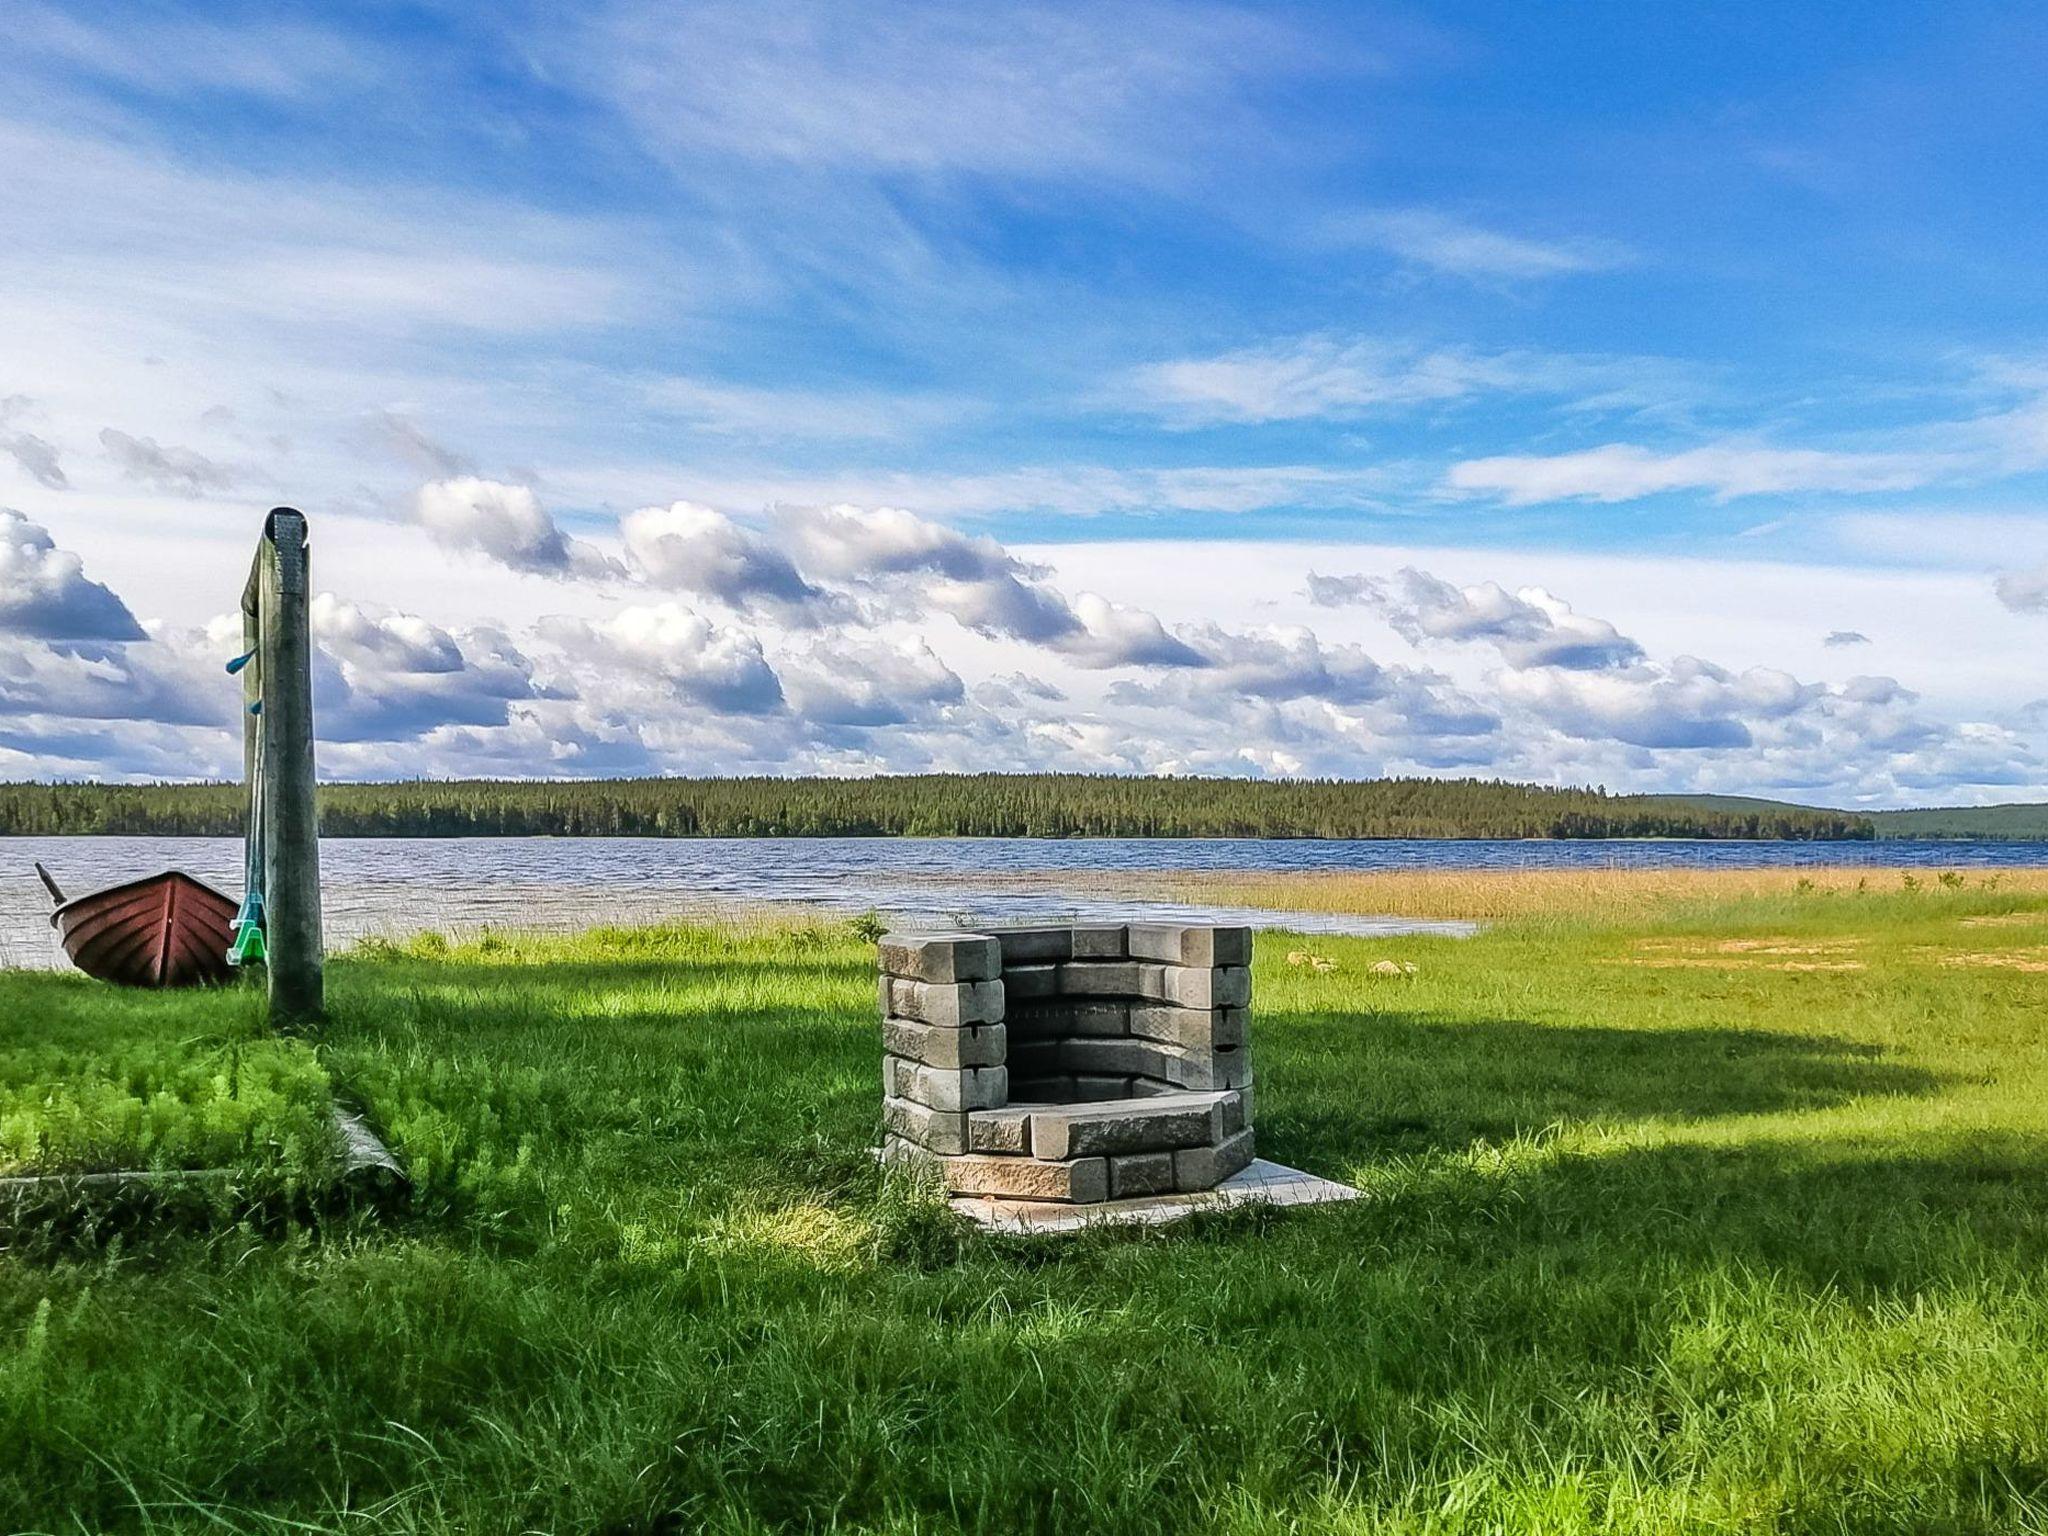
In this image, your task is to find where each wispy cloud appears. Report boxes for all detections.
[571,0,1321,185]
[98,429,236,497]
[1320,207,1631,281]
[1446,440,1957,504]
[1126,335,1684,427]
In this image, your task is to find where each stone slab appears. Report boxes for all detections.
[878,932,1001,983]
[942,1153,1109,1203]
[990,927,1073,964]
[896,1061,1007,1113]
[1030,1091,1225,1159]
[882,1095,968,1155]
[1126,924,1252,968]
[1174,1127,1255,1191]
[882,1017,1005,1069]
[967,1105,1034,1154]
[1069,924,1128,958]
[1159,965,1250,1011]
[950,1159,1362,1235]
[1109,1151,1176,1198]
[883,976,1004,1028]
[1128,1004,1245,1051]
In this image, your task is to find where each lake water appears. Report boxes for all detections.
[6,834,2047,970]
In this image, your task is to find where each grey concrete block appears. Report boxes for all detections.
[1128,1004,1245,1050]
[885,976,1004,1027]
[1017,1000,1128,1037]
[1002,964,1058,1001]
[878,932,1001,983]
[1126,924,1250,968]
[1173,1127,1255,1192]
[1159,965,1250,1011]
[1071,1074,1133,1100]
[1058,959,1142,997]
[942,1153,1109,1203]
[1029,1092,1225,1160]
[883,1095,969,1155]
[1109,1152,1176,1198]
[1069,924,1127,958]
[880,1134,939,1169]
[1127,1077,1180,1097]
[991,927,1072,963]
[967,1106,1034,1154]
[1219,1087,1247,1136]
[1058,1036,1157,1078]
[897,1062,1008,1112]
[1155,1044,1252,1091]
[882,1017,1006,1069]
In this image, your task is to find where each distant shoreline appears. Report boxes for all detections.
[0,774,1883,842]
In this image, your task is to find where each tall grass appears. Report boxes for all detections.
[2,884,2047,1531]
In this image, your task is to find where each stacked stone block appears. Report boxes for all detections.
[879,922,1256,1204]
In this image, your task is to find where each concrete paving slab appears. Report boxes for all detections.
[949,1158,1362,1235]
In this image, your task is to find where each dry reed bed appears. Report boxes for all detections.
[1049,864,2048,920]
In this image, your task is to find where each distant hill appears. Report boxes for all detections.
[1652,794,2048,842]
[0,774,1875,841]
[1866,803,2048,840]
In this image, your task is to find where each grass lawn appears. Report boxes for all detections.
[4,875,2048,1532]
[0,972,337,1184]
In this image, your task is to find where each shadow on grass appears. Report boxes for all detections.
[1259,1008,1946,1163]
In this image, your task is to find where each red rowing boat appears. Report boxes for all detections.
[37,864,238,988]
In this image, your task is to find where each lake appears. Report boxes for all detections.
[7,834,2048,969]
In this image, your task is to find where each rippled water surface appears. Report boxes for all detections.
[6,834,2046,968]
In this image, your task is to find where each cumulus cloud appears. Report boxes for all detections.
[1824,630,1872,647]
[309,594,553,742]
[415,477,623,579]
[622,501,832,617]
[0,509,145,640]
[780,637,964,727]
[1994,565,2048,614]
[1062,594,1207,668]
[539,603,784,715]
[98,427,236,495]
[0,397,66,489]
[1368,567,1644,670]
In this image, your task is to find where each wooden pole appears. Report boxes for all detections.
[251,508,323,1024]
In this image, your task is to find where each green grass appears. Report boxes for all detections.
[0,973,337,1180]
[4,886,2048,1532]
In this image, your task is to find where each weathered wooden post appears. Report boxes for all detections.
[241,508,324,1024]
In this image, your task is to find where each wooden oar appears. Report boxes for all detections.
[33,862,65,907]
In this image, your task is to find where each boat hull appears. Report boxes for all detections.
[49,871,238,988]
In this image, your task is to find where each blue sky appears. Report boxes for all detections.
[1,0,2045,804]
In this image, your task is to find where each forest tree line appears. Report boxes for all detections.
[0,775,1876,840]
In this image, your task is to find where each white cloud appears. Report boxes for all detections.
[622,502,831,616]
[576,0,1312,185]
[780,637,964,727]
[1363,568,1645,670]
[1126,336,1678,427]
[1321,207,1630,280]
[98,428,236,496]
[0,509,143,640]
[1447,440,1952,504]
[310,595,553,743]
[415,478,623,581]
[539,603,785,716]
[0,397,66,490]
[1994,565,2048,614]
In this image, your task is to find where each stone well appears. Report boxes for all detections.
[878,923,1254,1204]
